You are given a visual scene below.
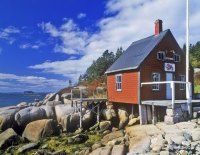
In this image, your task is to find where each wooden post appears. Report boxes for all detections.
[187,82,192,118]
[97,103,100,123]
[171,81,175,114]
[71,89,73,107]
[80,102,82,129]
[152,103,155,125]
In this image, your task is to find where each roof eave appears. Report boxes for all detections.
[105,66,139,74]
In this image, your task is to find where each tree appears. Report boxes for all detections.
[115,47,124,60]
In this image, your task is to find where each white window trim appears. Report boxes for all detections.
[179,75,185,90]
[174,53,180,62]
[157,51,165,61]
[152,72,160,91]
[116,74,122,91]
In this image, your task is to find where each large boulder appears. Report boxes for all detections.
[55,104,74,123]
[0,108,20,131]
[82,110,94,129]
[46,101,62,106]
[40,105,56,120]
[15,107,46,128]
[0,128,20,149]
[102,109,117,121]
[22,119,60,142]
[101,130,124,145]
[18,142,39,153]
[17,102,28,107]
[118,109,128,129]
[111,144,126,155]
[89,146,112,155]
[128,136,151,154]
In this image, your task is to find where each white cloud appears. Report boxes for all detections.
[0,26,20,44]
[19,41,45,50]
[77,13,87,19]
[0,73,68,92]
[30,0,200,82]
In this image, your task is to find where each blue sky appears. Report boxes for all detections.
[0,0,200,92]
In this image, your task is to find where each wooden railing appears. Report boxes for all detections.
[141,81,192,116]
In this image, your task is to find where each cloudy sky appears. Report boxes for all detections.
[0,0,199,92]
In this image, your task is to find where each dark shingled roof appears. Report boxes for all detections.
[105,29,170,74]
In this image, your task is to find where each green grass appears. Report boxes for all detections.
[194,85,200,93]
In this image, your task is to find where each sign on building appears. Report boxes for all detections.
[164,63,175,72]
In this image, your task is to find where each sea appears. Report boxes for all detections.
[0,93,47,108]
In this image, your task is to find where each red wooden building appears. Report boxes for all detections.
[105,20,193,123]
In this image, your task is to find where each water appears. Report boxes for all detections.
[0,93,47,107]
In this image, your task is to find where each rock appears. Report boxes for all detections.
[17,102,28,107]
[46,101,62,106]
[69,113,80,131]
[176,122,197,130]
[78,147,90,155]
[183,132,192,141]
[128,136,151,154]
[18,142,39,153]
[179,150,188,155]
[170,135,185,145]
[198,119,200,125]
[40,105,56,119]
[182,141,191,147]
[102,109,116,121]
[92,142,102,151]
[150,134,165,152]
[111,144,126,155]
[0,128,19,149]
[160,151,169,155]
[22,119,60,142]
[55,104,74,123]
[0,108,20,131]
[164,115,178,124]
[55,94,60,101]
[72,134,88,144]
[191,128,200,141]
[103,130,111,135]
[99,121,111,131]
[101,130,124,145]
[128,118,137,126]
[43,93,55,104]
[41,144,48,149]
[82,110,94,129]
[52,150,67,155]
[152,145,162,152]
[107,138,122,146]
[118,109,128,129]
[15,107,46,127]
[89,146,112,155]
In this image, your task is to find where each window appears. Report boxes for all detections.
[157,51,165,61]
[179,75,185,90]
[174,54,180,62]
[116,74,122,91]
[152,73,160,91]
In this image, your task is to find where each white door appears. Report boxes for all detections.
[166,73,173,99]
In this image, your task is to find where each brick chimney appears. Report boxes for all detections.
[155,19,163,36]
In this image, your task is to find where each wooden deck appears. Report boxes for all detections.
[71,98,107,103]
[142,99,200,107]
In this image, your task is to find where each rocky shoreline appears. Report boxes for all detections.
[0,93,200,155]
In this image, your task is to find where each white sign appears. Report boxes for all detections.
[164,63,175,72]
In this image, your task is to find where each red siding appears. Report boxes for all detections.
[107,71,139,104]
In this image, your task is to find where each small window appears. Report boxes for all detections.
[116,74,122,91]
[152,73,160,91]
[157,51,165,61]
[179,75,185,90]
[174,54,180,62]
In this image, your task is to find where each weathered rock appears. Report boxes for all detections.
[179,150,188,155]
[72,134,88,144]
[102,109,116,121]
[111,144,126,155]
[18,142,39,153]
[128,136,151,154]
[150,134,165,152]
[101,130,124,145]
[54,94,60,101]
[69,113,80,131]
[165,134,185,145]
[52,150,67,155]
[0,108,20,131]
[17,102,28,107]
[22,119,60,142]
[15,107,46,127]
[118,109,128,129]
[46,101,62,106]
[160,151,169,155]
[78,147,91,155]
[55,104,74,123]
[82,110,94,129]
[89,146,112,155]
[0,128,19,149]
[40,105,56,119]
[99,121,111,131]
[176,122,197,130]
[43,93,55,104]
[191,128,200,141]
[128,118,137,126]
[92,142,102,151]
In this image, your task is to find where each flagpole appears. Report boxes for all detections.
[186,0,192,118]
